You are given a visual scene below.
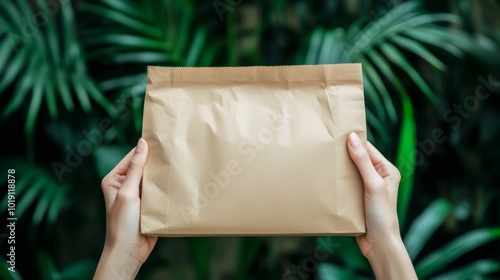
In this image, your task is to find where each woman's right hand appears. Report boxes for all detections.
[347,132,417,280]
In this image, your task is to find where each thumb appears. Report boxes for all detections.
[121,138,148,195]
[347,133,383,188]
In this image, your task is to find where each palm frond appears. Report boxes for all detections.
[404,199,452,260]
[80,0,215,91]
[318,262,371,280]
[0,0,114,160]
[0,158,69,230]
[431,259,500,280]
[416,228,500,278]
[298,1,478,145]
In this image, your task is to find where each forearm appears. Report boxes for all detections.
[94,242,142,280]
[366,235,418,280]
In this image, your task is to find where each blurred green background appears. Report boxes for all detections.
[1,0,500,279]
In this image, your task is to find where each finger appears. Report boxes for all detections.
[347,133,384,187]
[366,142,388,167]
[367,143,401,183]
[121,138,148,196]
[101,149,135,205]
[110,148,136,176]
[107,176,129,206]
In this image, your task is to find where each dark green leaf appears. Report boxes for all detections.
[317,236,371,272]
[0,256,23,280]
[0,45,29,93]
[365,107,391,145]
[56,70,74,111]
[84,34,169,50]
[99,0,145,20]
[416,228,500,278]
[61,1,78,66]
[36,252,60,280]
[375,13,459,48]
[173,0,193,58]
[93,145,131,178]
[99,74,147,92]
[391,35,446,71]
[1,2,24,31]
[318,262,370,280]
[109,52,174,64]
[60,260,96,280]
[199,42,221,67]
[305,28,324,64]
[404,29,464,58]
[185,28,207,66]
[80,3,160,37]
[395,93,416,228]
[31,180,58,226]
[0,39,15,77]
[1,55,37,120]
[16,180,45,218]
[25,71,45,159]
[47,187,68,225]
[379,42,437,103]
[317,30,338,64]
[431,259,500,280]
[82,79,114,117]
[38,0,61,66]
[404,199,452,260]
[71,74,92,112]
[186,238,211,280]
[362,59,398,123]
[366,49,401,93]
[236,237,262,280]
[44,70,59,119]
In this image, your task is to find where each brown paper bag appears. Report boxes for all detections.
[141,64,366,236]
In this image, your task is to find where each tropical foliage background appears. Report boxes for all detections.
[1,0,499,279]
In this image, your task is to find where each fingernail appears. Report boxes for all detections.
[349,132,360,148]
[136,138,146,153]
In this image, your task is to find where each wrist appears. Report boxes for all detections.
[365,233,417,280]
[94,240,143,280]
[365,231,405,262]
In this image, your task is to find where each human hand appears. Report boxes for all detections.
[347,133,401,256]
[94,139,157,280]
[347,133,417,279]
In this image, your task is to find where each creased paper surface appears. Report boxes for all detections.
[141,64,366,236]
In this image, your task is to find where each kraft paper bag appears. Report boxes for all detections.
[141,64,367,236]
